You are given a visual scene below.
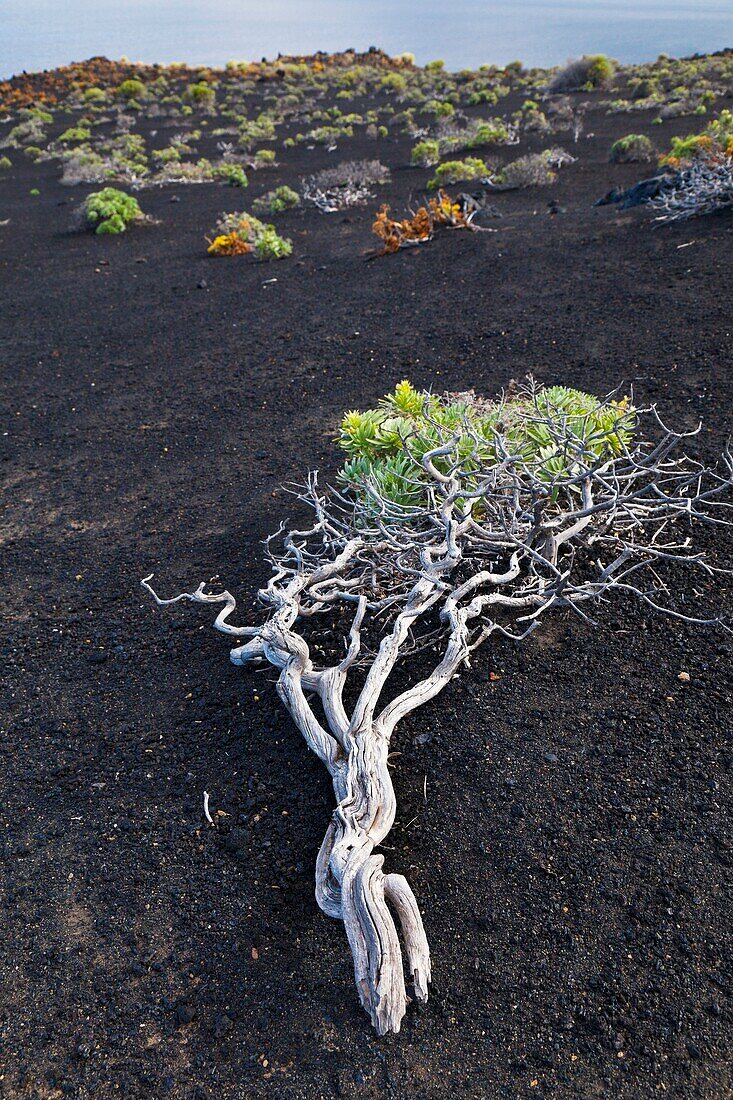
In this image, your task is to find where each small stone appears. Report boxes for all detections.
[174,1002,196,1026]
[510,802,526,819]
[197,279,208,290]
[170,195,180,203]
[86,651,107,664]
[543,752,559,764]
[678,671,691,682]
[214,1013,233,1039]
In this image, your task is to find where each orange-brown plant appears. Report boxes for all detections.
[372,190,475,254]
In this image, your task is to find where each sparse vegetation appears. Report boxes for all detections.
[207,210,291,258]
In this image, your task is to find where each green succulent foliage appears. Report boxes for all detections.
[252,184,299,214]
[254,225,292,260]
[427,157,488,189]
[116,79,146,102]
[338,381,636,511]
[58,125,92,144]
[83,187,144,234]
[214,163,249,187]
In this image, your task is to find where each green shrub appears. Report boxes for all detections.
[82,187,144,234]
[609,133,655,163]
[467,120,511,147]
[547,55,615,93]
[585,55,615,88]
[58,125,92,144]
[3,116,46,147]
[255,225,293,260]
[215,163,249,187]
[252,184,299,214]
[0,155,11,170]
[427,157,488,189]
[425,99,455,119]
[380,73,407,94]
[116,79,146,102]
[411,139,440,167]
[207,210,291,260]
[184,82,216,111]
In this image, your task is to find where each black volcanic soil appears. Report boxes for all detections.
[1,74,732,1100]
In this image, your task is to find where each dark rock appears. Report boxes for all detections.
[594,172,675,210]
[175,1002,196,1026]
[214,1013,233,1039]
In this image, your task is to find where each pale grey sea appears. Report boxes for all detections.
[2,0,731,79]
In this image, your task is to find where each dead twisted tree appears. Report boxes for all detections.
[143,383,732,1035]
[650,153,733,222]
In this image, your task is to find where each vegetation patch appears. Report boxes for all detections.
[80,186,147,234]
[207,210,292,258]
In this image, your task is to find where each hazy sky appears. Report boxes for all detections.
[2,0,732,77]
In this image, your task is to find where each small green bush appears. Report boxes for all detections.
[411,139,440,167]
[0,155,11,170]
[428,157,488,189]
[215,163,249,187]
[184,82,216,111]
[425,99,455,119]
[585,55,615,88]
[609,134,655,163]
[548,54,615,93]
[58,125,92,144]
[255,225,293,260]
[252,185,300,214]
[83,187,144,234]
[116,79,146,102]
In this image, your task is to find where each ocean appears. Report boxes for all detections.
[2,0,731,79]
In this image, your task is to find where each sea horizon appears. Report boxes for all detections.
[2,0,732,80]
